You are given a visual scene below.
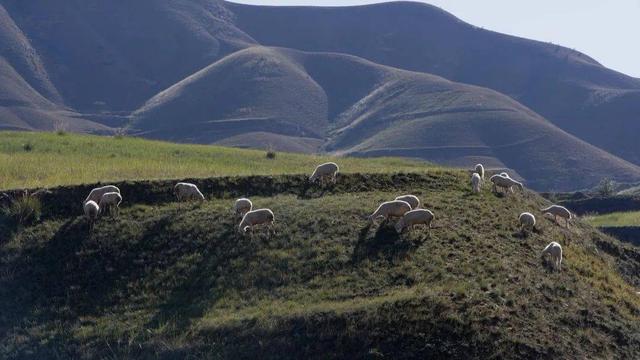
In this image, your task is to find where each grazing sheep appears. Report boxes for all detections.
[519,212,536,231]
[540,205,572,227]
[84,185,120,204]
[84,200,99,231]
[309,162,339,185]
[541,242,563,271]
[490,174,523,195]
[395,209,434,233]
[239,208,275,234]
[471,173,482,193]
[394,195,420,210]
[474,164,485,180]
[174,182,205,202]
[99,192,122,217]
[368,200,411,224]
[233,198,253,219]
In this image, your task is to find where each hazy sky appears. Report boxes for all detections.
[232,0,640,78]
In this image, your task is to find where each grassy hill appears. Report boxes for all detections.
[585,211,640,227]
[1,169,639,358]
[0,131,430,190]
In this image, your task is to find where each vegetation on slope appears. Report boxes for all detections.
[0,131,429,190]
[1,172,639,359]
[585,211,640,228]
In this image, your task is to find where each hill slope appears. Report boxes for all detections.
[0,131,429,190]
[2,0,640,191]
[131,48,640,191]
[227,1,640,165]
[1,172,639,359]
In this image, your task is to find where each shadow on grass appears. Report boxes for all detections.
[352,222,421,264]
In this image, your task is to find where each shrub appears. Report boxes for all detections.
[23,142,34,152]
[2,195,42,226]
[266,149,277,159]
[596,178,615,197]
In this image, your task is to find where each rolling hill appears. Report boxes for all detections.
[227,1,640,165]
[130,47,640,191]
[1,0,640,191]
[1,170,639,359]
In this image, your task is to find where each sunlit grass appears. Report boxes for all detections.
[0,131,434,190]
[583,211,640,227]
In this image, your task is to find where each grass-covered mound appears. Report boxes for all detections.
[1,172,639,359]
[0,131,430,190]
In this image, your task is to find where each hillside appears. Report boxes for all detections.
[130,47,640,191]
[1,0,640,191]
[1,171,639,359]
[227,1,640,165]
[0,131,429,190]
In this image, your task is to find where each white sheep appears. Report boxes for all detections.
[368,200,411,224]
[490,174,523,195]
[540,205,572,227]
[395,209,434,233]
[519,212,536,231]
[394,195,420,210]
[84,200,99,231]
[238,208,275,234]
[474,164,485,180]
[233,198,253,219]
[174,182,205,202]
[541,242,563,271]
[309,162,339,185]
[84,185,120,204]
[471,173,482,193]
[99,192,122,217]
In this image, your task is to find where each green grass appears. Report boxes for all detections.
[0,131,432,190]
[584,211,640,227]
[1,172,639,359]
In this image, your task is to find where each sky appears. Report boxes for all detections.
[232,0,640,78]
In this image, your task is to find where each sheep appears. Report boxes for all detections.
[394,195,420,210]
[99,192,122,217]
[174,182,205,202]
[309,162,339,185]
[395,209,434,233]
[84,200,99,231]
[540,205,572,227]
[368,200,412,224]
[474,164,485,180]
[519,212,536,232]
[471,173,482,193]
[238,208,275,235]
[84,185,120,204]
[541,242,563,271]
[233,198,253,219]
[490,174,523,195]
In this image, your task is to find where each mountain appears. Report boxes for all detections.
[131,46,640,190]
[1,0,639,190]
[227,1,640,165]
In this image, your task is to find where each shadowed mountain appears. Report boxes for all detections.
[131,47,640,191]
[227,1,640,165]
[1,0,640,190]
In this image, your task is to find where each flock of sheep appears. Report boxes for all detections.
[81,161,568,272]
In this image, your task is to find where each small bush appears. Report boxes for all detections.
[266,150,277,159]
[2,195,42,226]
[56,129,67,136]
[23,142,34,152]
[596,178,615,197]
